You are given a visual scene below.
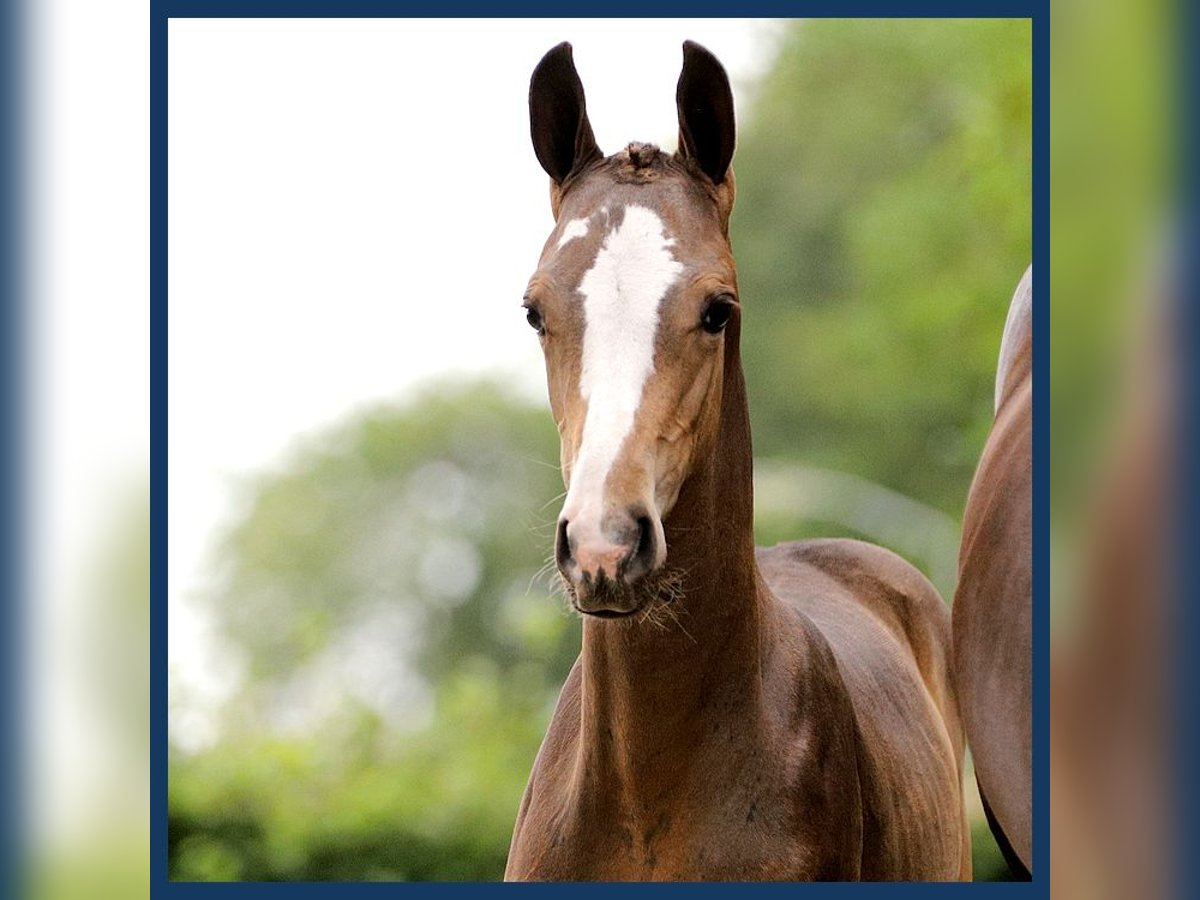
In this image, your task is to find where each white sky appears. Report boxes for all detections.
[168,18,782,480]
[166,20,786,735]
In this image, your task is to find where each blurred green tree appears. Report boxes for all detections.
[735,18,1031,514]
[169,383,579,881]
[205,382,575,697]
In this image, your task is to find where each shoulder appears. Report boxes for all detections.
[757,538,951,684]
[759,538,948,631]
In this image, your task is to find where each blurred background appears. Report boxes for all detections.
[38,3,1196,894]
[162,17,1029,881]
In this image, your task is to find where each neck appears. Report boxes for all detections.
[575,333,774,795]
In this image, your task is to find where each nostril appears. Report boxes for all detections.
[634,516,654,564]
[555,518,573,571]
[620,515,657,583]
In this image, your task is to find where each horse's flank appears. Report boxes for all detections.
[953,266,1034,876]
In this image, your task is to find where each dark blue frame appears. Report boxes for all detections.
[1183,0,1200,895]
[151,2,1048,893]
[2,0,25,896]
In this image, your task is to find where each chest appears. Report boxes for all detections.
[506,737,863,881]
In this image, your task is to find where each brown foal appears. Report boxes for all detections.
[505,41,971,881]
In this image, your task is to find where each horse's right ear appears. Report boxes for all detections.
[529,42,603,189]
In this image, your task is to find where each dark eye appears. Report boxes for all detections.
[700,295,735,334]
[523,302,545,335]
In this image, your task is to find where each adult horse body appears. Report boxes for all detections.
[952,268,1033,877]
[505,42,970,881]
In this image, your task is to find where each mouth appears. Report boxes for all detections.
[562,567,689,622]
[573,604,640,619]
[563,571,645,619]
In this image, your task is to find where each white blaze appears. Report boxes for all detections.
[563,205,684,528]
[555,217,590,249]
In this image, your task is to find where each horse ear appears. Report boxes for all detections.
[675,40,736,185]
[529,42,603,186]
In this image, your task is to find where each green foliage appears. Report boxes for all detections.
[210,381,577,694]
[171,382,579,881]
[735,18,1031,514]
[171,665,553,881]
[971,817,1011,882]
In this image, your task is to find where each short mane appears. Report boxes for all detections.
[605,142,681,183]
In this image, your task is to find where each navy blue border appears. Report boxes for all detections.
[151,0,169,892]
[160,1,1032,17]
[2,0,24,896]
[1177,0,1198,894]
[152,3,1047,894]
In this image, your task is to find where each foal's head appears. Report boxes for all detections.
[524,42,739,617]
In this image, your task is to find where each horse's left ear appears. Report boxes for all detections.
[675,41,736,185]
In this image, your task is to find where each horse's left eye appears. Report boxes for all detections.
[700,295,735,334]
[524,303,546,335]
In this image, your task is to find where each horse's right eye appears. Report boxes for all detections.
[524,303,546,335]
